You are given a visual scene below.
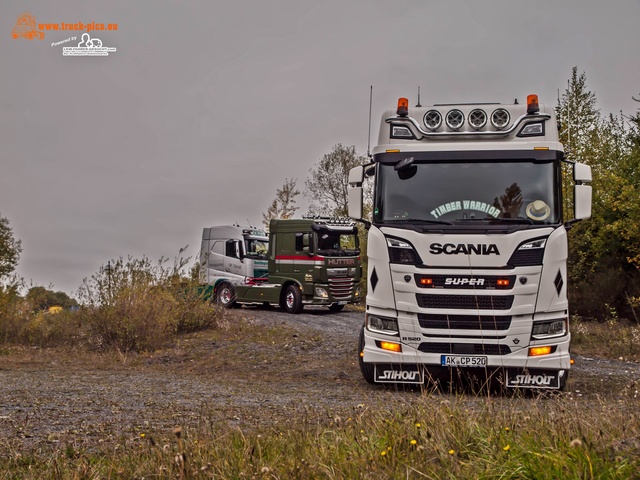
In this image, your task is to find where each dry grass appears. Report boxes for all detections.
[1,393,638,479]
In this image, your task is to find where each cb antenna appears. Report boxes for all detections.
[367,85,373,159]
[566,79,571,158]
[416,86,422,107]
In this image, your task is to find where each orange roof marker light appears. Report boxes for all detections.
[527,94,540,114]
[397,97,409,117]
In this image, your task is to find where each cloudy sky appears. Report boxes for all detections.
[1,0,639,295]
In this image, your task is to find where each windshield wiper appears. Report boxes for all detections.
[388,218,455,225]
[455,217,534,225]
[493,217,534,225]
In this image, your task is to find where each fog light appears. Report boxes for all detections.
[315,287,328,298]
[529,346,552,356]
[379,341,402,353]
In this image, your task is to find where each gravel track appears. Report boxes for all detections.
[1,306,639,452]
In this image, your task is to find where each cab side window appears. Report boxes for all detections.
[225,240,239,258]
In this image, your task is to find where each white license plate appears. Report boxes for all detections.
[337,301,348,305]
[441,355,487,367]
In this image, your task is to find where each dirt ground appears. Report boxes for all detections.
[1,306,640,453]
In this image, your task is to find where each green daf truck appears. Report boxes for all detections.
[199,218,362,313]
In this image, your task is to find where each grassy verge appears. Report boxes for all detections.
[1,394,638,479]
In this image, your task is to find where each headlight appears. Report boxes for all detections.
[517,122,544,137]
[315,287,328,298]
[518,238,547,250]
[386,237,421,265]
[531,319,567,340]
[367,314,399,335]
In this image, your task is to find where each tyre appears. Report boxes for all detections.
[558,370,569,392]
[215,282,236,308]
[281,284,303,314]
[328,304,345,313]
[358,324,375,384]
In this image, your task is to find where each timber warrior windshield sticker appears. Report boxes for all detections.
[431,200,500,219]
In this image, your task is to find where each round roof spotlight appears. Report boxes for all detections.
[423,110,442,130]
[491,108,511,130]
[468,109,487,130]
[445,109,464,130]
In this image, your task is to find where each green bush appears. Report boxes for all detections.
[77,255,220,353]
[0,252,221,353]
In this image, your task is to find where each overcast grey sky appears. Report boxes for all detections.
[2,0,639,295]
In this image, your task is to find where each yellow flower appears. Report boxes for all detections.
[410,440,417,445]
[503,445,510,451]
[504,427,510,432]
[140,433,145,438]
[387,446,392,451]
[415,422,422,428]
[449,449,455,455]
[380,451,387,457]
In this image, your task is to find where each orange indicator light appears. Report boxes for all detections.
[528,346,552,356]
[496,279,510,287]
[380,341,402,353]
[420,277,433,286]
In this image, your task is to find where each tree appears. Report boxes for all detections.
[0,213,21,281]
[556,68,640,319]
[262,178,300,229]
[26,286,79,311]
[304,144,368,217]
[556,67,601,162]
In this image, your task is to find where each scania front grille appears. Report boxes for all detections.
[329,278,355,299]
[415,274,516,289]
[418,342,511,355]
[416,294,514,310]
[418,314,512,330]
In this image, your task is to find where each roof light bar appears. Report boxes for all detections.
[445,109,464,130]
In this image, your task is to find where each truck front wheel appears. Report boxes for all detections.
[359,325,375,384]
[216,283,236,309]
[282,285,303,314]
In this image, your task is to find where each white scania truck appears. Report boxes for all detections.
[348,94,592,390]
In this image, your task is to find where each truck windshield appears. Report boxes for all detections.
[244,239,268,259]
[316,231,360,257]
[374,160,561,226]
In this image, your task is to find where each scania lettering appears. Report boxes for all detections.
[199,219,362,313]
[349,93,592,390]
[429,243,500,255]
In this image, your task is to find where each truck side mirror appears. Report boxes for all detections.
[573,162,592,221]
[348,166,364,220]
[302,233,313,256]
